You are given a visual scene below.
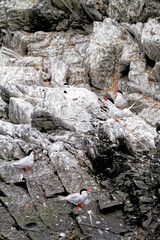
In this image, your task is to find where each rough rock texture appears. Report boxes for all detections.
[0,0,160,45]
[32,87,101,132]
[154,61,160,81]
[9,98,34,124]
[87,18,123,89]
[0,1,160,240]
[141,18,160,62]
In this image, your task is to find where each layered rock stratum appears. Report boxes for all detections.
[0,1,160,240]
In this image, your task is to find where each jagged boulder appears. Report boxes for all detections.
[141,18,160,62]
[107,0,145,23]
[154,62,160,81]
[0,2,160,239]
[31,87,101,132]
[9,97,34,124]
[107,0,160,23]
[126,92,160,127]
[87,18,126,89]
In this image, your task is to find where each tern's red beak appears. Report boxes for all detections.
[87,190,92,192]
[103,97,108,101]
[113,90,118,93]
[33,149,36,152]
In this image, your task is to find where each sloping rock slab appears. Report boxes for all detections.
[32,87,101,133]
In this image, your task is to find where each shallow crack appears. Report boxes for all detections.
[0,199,32,240]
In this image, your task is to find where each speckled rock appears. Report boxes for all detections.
[0,3,160,239]
[0,46,21,66]
[154,61,160,81]
[141,18,160,62]
[31,87,101,133]
[87,18,126,89]
[9,97,34,124]
[107,0,145,23]
[0,96,8,119]
[0,66,47,102]
[107,0,160,23]
[126,93,160,127]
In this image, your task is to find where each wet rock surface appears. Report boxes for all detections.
[0,1,160,240]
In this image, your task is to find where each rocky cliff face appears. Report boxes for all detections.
[0,1,160,240]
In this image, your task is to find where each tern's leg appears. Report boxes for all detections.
[115,118,119,122]
[24,168,30,172]
[77,205,81,209]
[80,204,84,207]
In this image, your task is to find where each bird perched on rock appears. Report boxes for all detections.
[63,82,70,93]
[63,82,70,88]
[113,90,127,109]
[10,149,36,172]
[104,97,135,122]
[58,188,92,209]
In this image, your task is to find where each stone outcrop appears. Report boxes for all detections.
[0,0,160,43]
[0,1,160,240]
[141,18,160,62]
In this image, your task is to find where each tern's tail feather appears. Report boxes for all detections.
[58,196,67,201]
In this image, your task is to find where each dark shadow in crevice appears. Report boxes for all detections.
[120,64,130,78]
[14,181,28,193]
[0,189,7,197]
[145,54,155,68]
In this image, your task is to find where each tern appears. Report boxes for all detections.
[113,90,127,109]
[10,149,36,172]
[104,97,135,122]
[58,188,92,209]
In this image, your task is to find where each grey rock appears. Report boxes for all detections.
[50,59,68,87]
[0,3,160,239]
[78,0,103,21]
[140,195,154,203]
[154,61,160,81]
[126,93,160,126]
[0,135,25,161]
[0,0,160,45]
[0,120,50,149]
[16,85,45,99]
[8,56,43,69]
[0,205,28,240]
[0,0,66,33]
[9,31,90,86]
[0,66,47,102]
[77,210,129,239]
[40,175,64,198]
[122,22,144,51]
[134,180,146,189]
[49,148,98,193]
[26,182,73,234]
[0,182,44,228]
[87,18,125,89]
[32,87,100,133]
[100,114,156,155]
[107,0,145,23]
[139,1,160,22]
[101,179,115,192]
[0,46,21,66]
[142,211,152,228]
[99,198,123,211]
[107,0,160,24]
[111,191,128,202]
[141,18,160,62]
[9,97,34,124]
[0,96,8,119]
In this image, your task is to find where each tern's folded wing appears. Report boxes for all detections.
[67,193,81,204]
